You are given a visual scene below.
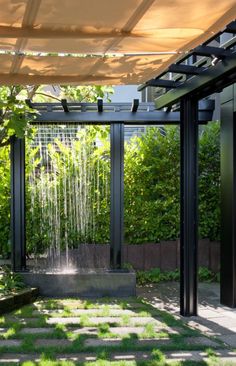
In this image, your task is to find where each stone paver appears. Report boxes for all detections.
[35,339,72,347]
[47,317,82,325]
[137,282,236,349]
[202,317,236,330]
[1,349,236,364]
[71,326,146,336]
[47,316,106,325]
[165,326,182,335]
[184,336,219,347]
[0,339,22,347]
[66,325,180,337]
[34,308,139,316]
[197,308,221,319]
[6,317,41,325]
[84,338,122,347]
[47,316,161,326]
[2,283,236,364]
[218,334,236,348]
[20,327,54,334]
[110,326,145,335]
[110,326,179,336]
[186,319,229,336]
[130,317,162,326]
[84,337,171,347]
[0,351,149,363]
[164,349,236,363]
[70,327,98,335]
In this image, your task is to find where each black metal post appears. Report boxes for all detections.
[220,84,236,307]
[110,123,124,269]
[180,98,198,316]
[10,136,26,271]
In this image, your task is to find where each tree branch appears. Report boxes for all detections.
[33,92,61,101]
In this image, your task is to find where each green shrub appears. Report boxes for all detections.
[136,267,220,286]
[0,146,10,258]
[198,267,219,282]
[124,122,220,243]
[0,266,26,295]
[136,268,180,285]
[124,126,180,243]
[0,122,220,256]
[198,122,220,240]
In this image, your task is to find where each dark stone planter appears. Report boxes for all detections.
[20,270,136,298]
[0,288,39,315]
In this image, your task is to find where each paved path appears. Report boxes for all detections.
[138,282,236,348]
[0,283,236,364]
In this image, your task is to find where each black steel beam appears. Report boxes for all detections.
[168,64,206,75]
[61,99,69,113]
[10,136,26,271]
[110,123,124,270]
[97,99,103,112]
[220,84,236,307]
[193,45,231,58]
[225,21,236,34]
[180,98,198,316]
[138,79,181,91]
[223,36,236,50]
[131,99,139,112]
[32,110,212,124]
[140,30,236,94]
[155,52,236,109]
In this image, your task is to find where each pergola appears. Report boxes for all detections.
[2,0,236,316]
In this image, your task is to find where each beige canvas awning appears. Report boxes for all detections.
[0,0,235,85]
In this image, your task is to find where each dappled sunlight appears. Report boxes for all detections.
[0,295,226,364]
[0,0,235,83]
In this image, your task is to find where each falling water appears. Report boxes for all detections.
[26,124,110,270]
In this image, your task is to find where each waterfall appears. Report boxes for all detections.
[26,124,110,270]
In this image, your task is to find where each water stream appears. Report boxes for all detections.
[26,124,110,270]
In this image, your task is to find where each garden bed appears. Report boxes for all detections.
[0,287,39,314]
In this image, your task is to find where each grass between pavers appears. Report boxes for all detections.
[0,347,232,365]
[1,353,236,366]
[0,297,225,361]
[0,360,227,366]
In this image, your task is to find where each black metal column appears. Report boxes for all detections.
[180,98,198,316]
[220,84,236,307]
[110,123,124,269]
[10,136,26,271]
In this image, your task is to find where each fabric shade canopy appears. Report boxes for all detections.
[0,0,235,85]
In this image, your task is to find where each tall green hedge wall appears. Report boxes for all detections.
[0,122,220,257]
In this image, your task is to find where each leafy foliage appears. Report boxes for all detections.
[0,146,10,257]
[0,84,114,148]
[124,122,220,243]
[0,86,36,147]
[0,266,26,295]
[124,127,180,243]
[0,84,114,257]
[198,267,220,283]
[0,121,220,257]
[136,266,219,286]
[60,85,114,102]
[198,123,220,240]
[136,268,180,285]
